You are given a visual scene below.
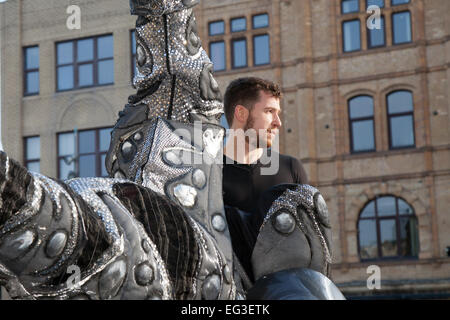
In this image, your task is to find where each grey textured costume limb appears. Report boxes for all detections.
[253,184,332,279]
[0,0,237,299]
[0,0,344,299]
[247,184,345,300]
[127,0,222,123]
[0,151,235,299]
[106,0,238,298]
[0,152,173,299]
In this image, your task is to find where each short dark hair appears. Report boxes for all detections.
[223,77,282,126]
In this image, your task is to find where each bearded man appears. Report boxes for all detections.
[222,77,309,284]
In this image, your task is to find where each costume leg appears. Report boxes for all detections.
[248,184,345,300]
[0,151,172,299]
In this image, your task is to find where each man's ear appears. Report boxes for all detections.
[234,105,249,124]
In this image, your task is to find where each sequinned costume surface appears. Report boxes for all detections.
[0,0,344,300]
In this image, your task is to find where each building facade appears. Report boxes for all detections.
[0,0,449,299]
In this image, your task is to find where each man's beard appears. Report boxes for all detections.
[244,114,273,149]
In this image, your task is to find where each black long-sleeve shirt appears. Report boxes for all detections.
[223,153,308,212]
[222,152,308,282]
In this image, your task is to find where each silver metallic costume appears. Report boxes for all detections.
[0,0,344,300]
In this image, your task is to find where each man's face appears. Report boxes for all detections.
[244,91,282,148]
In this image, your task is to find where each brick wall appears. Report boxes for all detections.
[1,0,449,298]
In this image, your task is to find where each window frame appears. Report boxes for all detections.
[386,90,416,150]
[231,16,247,33]
[208,20,225,36]
[253,33,271,66]
[391,0,410,6]
[341,0,360,14]
[57,127,112,180]
[367,15,386,49]
[207,12,270,72]
[391,10,412,45]
[209,40,227,72]
[339,0,413,53]
[357,195,419,262]
[342,19,362,53]
[366,0,385,9]
[252,13,270,29]
[55,34,114,92]
[348,95,376,154]
[23,45,40,96]
[23,135,40,172]
[231,37,248,69]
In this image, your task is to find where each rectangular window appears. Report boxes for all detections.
[252,14,269,29]
[366,0,385,8]
[253,34,270,66]
[349,96,375,153]
[24,46,39,96]
[232,38,247,68]
[341,0,359,14]
[231,17,246,32]
[24,136,40,173]
[392,11,412,44]
[389,115,415,148]
[56,35,114,91]
[58,132,76,179]
[368,15,386,48]
[343,19,361,52]
[209,21,225,36]
[387,91,415,149]
[391,0,410,5]
[131,30,137,78]
[57,128,112,180]
[210,41,226,71]
[352,120,375,151]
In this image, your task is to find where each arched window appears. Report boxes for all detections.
[348,95,375,153]
[358,195,419,260]
[387,90,415,149]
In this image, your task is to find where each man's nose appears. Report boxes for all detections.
[273,114,282,128]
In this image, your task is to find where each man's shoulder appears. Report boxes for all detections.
[273,152,302,166]
[270,152,308,184]
[263,152,304,171]
[277,153,296,161]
